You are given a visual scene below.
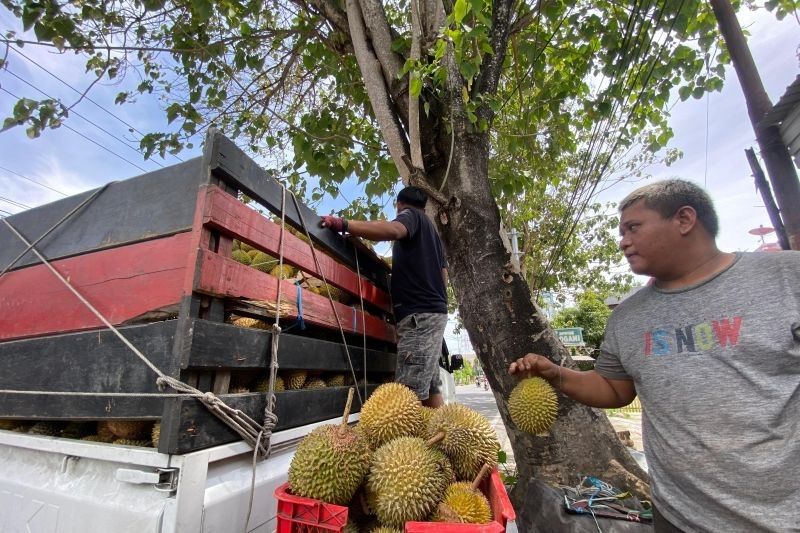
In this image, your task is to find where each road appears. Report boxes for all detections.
[454,384,517,473]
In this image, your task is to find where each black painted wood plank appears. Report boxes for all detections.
[205,133,390,290]
[160,386,377,454]
[186,319,396,372]
[0,321,179,395]
[0,159,206,270]
[0,395,163,419]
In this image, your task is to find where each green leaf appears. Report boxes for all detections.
[454,0,470,24]
[410,76,422,98]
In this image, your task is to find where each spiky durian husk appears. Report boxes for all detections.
[433,482,492,524]
[247,249,261,259]
[81,435,107,442]
[96,421,117,442]
[418,406,436,436]
[106,420,151,440]
[232,239,241,251]
[367,437,454,527]
[229,385,250,393]
[303,378,327,390]
[240,242,254,252]
[508,377,558,435]
[370,527,403,533]
[251,251,280,273]
[231,249,252,265]
[28,422,62,436]
[427,404,500,481]
[0,420,18,430]
[269,263,296,280]
[254,375,285,392]
[325,373,346,387]
[151,422,161,449]
[359,383,424,448]
[232,317,269,330]
[288,424,371,505]
[285,370,307,390]
[61,421,94,439]
[113,439,152,447]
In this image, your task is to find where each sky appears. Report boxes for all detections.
[1,7,798,355]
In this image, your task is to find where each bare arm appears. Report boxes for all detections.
[509,353,636,408]
[347,220,408,241]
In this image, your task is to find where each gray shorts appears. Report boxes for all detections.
[394,313,448,401]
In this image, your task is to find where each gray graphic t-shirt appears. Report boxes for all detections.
[596,251,800,532]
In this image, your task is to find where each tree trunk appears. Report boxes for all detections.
[434,131,649,528]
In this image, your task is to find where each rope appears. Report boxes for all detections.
[353,248,369,402]
[0,218,271,459]
[0,183,112,279]
[290,192,363,407]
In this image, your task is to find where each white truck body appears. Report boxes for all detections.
[0,370,456,533]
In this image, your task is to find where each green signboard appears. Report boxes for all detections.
[555,327,585,346]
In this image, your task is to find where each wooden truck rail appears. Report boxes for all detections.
[0,131,396,455]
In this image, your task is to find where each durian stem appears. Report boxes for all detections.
[471,463,493,490]
[339,387,355,434]
[426,431,446,446]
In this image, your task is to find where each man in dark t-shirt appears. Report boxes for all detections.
[320,186,448,407]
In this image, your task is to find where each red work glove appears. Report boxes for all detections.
[320,215,347,233]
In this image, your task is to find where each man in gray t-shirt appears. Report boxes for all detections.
[509,179,799,532]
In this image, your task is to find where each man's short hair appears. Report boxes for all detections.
[397,186,428,209]
[620,179,719,237]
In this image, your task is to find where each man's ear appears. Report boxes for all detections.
[675,206,698,235]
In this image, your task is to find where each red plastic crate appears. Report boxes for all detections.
[274,469,516,532]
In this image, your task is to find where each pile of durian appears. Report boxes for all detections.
[226,368,371,393]
[287,383,502,531]
[0,419,162,448]
[230,239,354,305]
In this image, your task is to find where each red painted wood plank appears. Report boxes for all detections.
[200,186,392,313]
[196,251,397,343]
[0,232,192,341]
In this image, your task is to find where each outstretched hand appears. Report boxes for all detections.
[320,215,345,233]
[508,353,559,381]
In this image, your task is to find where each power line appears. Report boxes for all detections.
[1,86,149,172]
[0,164,68,196]
[0,195,32,210]
[4,69,165,168]
[7,44,184,163]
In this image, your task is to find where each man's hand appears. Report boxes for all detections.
[509,353,559,382]
[320,215,346,233]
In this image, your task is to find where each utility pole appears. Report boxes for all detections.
[709,0,800,250]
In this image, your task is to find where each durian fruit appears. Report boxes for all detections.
[359,383,424,448]
[366,436,454,527]
[28,422,63,436]
[61,421,94,439]
[269,263,296,280]
[304,378,327,390]
[427,404,500,481]
[508,377,558,435]
[232,317,269,330]
[246,249,261,260]
[288,389,371,505]
[229,385,250,393]
[231,249,252,265]
[113,439,152,447]
[325,373,346,387]
[418,406,436,435]
[240,242,254,252]
[433,482,492,524]
[96,421,117,442]
[0,420,18,430]
[370,527,403,533]
[232,239,241,251]
[106,420,151,440]
[254,375,285,392]
[251,251,278,272]
[81,435,107,442]
[321,284,344,302]
[285,370,308,390]
[151,422,161,449]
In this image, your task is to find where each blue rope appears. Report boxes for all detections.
[284,283,306,332]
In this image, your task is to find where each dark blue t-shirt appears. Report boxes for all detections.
[391,207,447,321]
